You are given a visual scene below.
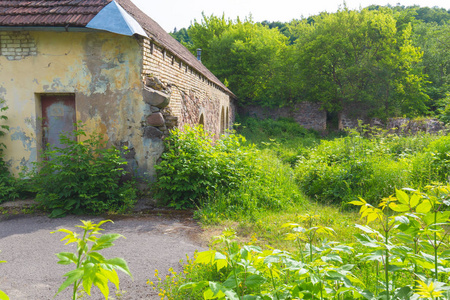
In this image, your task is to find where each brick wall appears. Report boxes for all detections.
[141,38,234,136]
[0,31,37,60]
[238,102,327,131]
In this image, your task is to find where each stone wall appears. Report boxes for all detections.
[238,102,327,131]
[140,38,234,137]
[0,31,37,60]
[339,103,445,134]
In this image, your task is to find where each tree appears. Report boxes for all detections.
[186,13,233,64]
[414,22,450,107]
[291,8,429,119]
[206,21,289,106]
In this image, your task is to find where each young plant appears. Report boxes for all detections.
[0,252,9,300]
[34,123,136,217]
[52,220,132,300]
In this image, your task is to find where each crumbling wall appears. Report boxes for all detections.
[141,38,234,137]
[238,102,327,131]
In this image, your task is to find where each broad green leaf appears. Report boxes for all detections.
[179,281,209,292]
[244,274,266,288]
[100,268,120,290]
[93,272,109,300]
[56,268,84,295]
[82,263,96,295]
[87,252,106,263]
[409,194,420,208]
[216,259,228,271]
[222,276,237,289]
[91,234,123,251]
[396,189,409,205]
[349,200,365,206]
[389,203,410,212]
[195,250,216,265]
[416,200,432,214]
[0,290,9,300]
[56,252,77,265]
[104,258,133,279]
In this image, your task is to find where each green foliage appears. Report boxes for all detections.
[206,20,290,106]
[170,27,193,48]
[157,186,450,299]
[291,8,429,118]
[197,149,305,223]
[411,135,450,185]
[33,123,137,218]
[414,22,450,106]
[52,220,132,300]
[154,125,306,219]
[295,128,442,205]
[0,252,9,300]
[0,99,19,203]
[153,125,256,209]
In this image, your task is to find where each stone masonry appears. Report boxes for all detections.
[140,38,234,137]
[238,102,327,131]
[0,31,37,61]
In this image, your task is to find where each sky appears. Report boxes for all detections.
[130,0,450,33]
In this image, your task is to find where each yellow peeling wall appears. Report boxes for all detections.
[0,30,161,176]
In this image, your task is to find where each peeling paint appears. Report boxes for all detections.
[0,31,150,176]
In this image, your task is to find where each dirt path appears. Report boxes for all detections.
[0,209,206,299]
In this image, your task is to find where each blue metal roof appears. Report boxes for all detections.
[86,0,148,37]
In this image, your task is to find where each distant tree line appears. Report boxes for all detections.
[170,5,450,121]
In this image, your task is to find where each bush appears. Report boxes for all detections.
[237,116,319,147]
[411,135,450,185]
[295,132,416,205]
[197,149,305,223]
[0,99,19,203]
[33,124,136,217]
[153,125,256,209]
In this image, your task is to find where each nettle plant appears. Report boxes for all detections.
[180,227,364,299]
[351,186,450,299]
[176,185,450,300]
[52,220,132,300]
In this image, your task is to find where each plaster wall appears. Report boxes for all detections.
[141,39,234,136]
[0,30,162,177]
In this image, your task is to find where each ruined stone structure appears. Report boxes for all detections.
[339,103,445,134]
[0,0,236,179]
[238,102,327,131]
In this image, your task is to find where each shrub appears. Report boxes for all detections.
[0,99,19,203]
[237,116,319,147]
[33,124,136,217]
[295,132,414,205]
[197,149,306,223]
[153,125,256,209]
[411,135,450,185]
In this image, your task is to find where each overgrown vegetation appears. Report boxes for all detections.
[153,125,306,220]
[52,220,132,299]
[0,99,19,203]
[172,5,450,121]
[32,124,137,218]
[152,187,450,299]
[150,117,450,299]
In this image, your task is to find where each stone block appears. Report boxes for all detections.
[150,106,160,113]
[143,126,163,139]
[143,85,170,108]
[146,112,165,127]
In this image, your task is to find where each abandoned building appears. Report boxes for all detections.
[0,0,236,179]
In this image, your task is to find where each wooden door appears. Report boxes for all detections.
[41,95,76,150]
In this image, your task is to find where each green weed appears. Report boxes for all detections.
[32,123,137,218]
[52,220,132,300]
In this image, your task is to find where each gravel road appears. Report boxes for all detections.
[0,211,206,299]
